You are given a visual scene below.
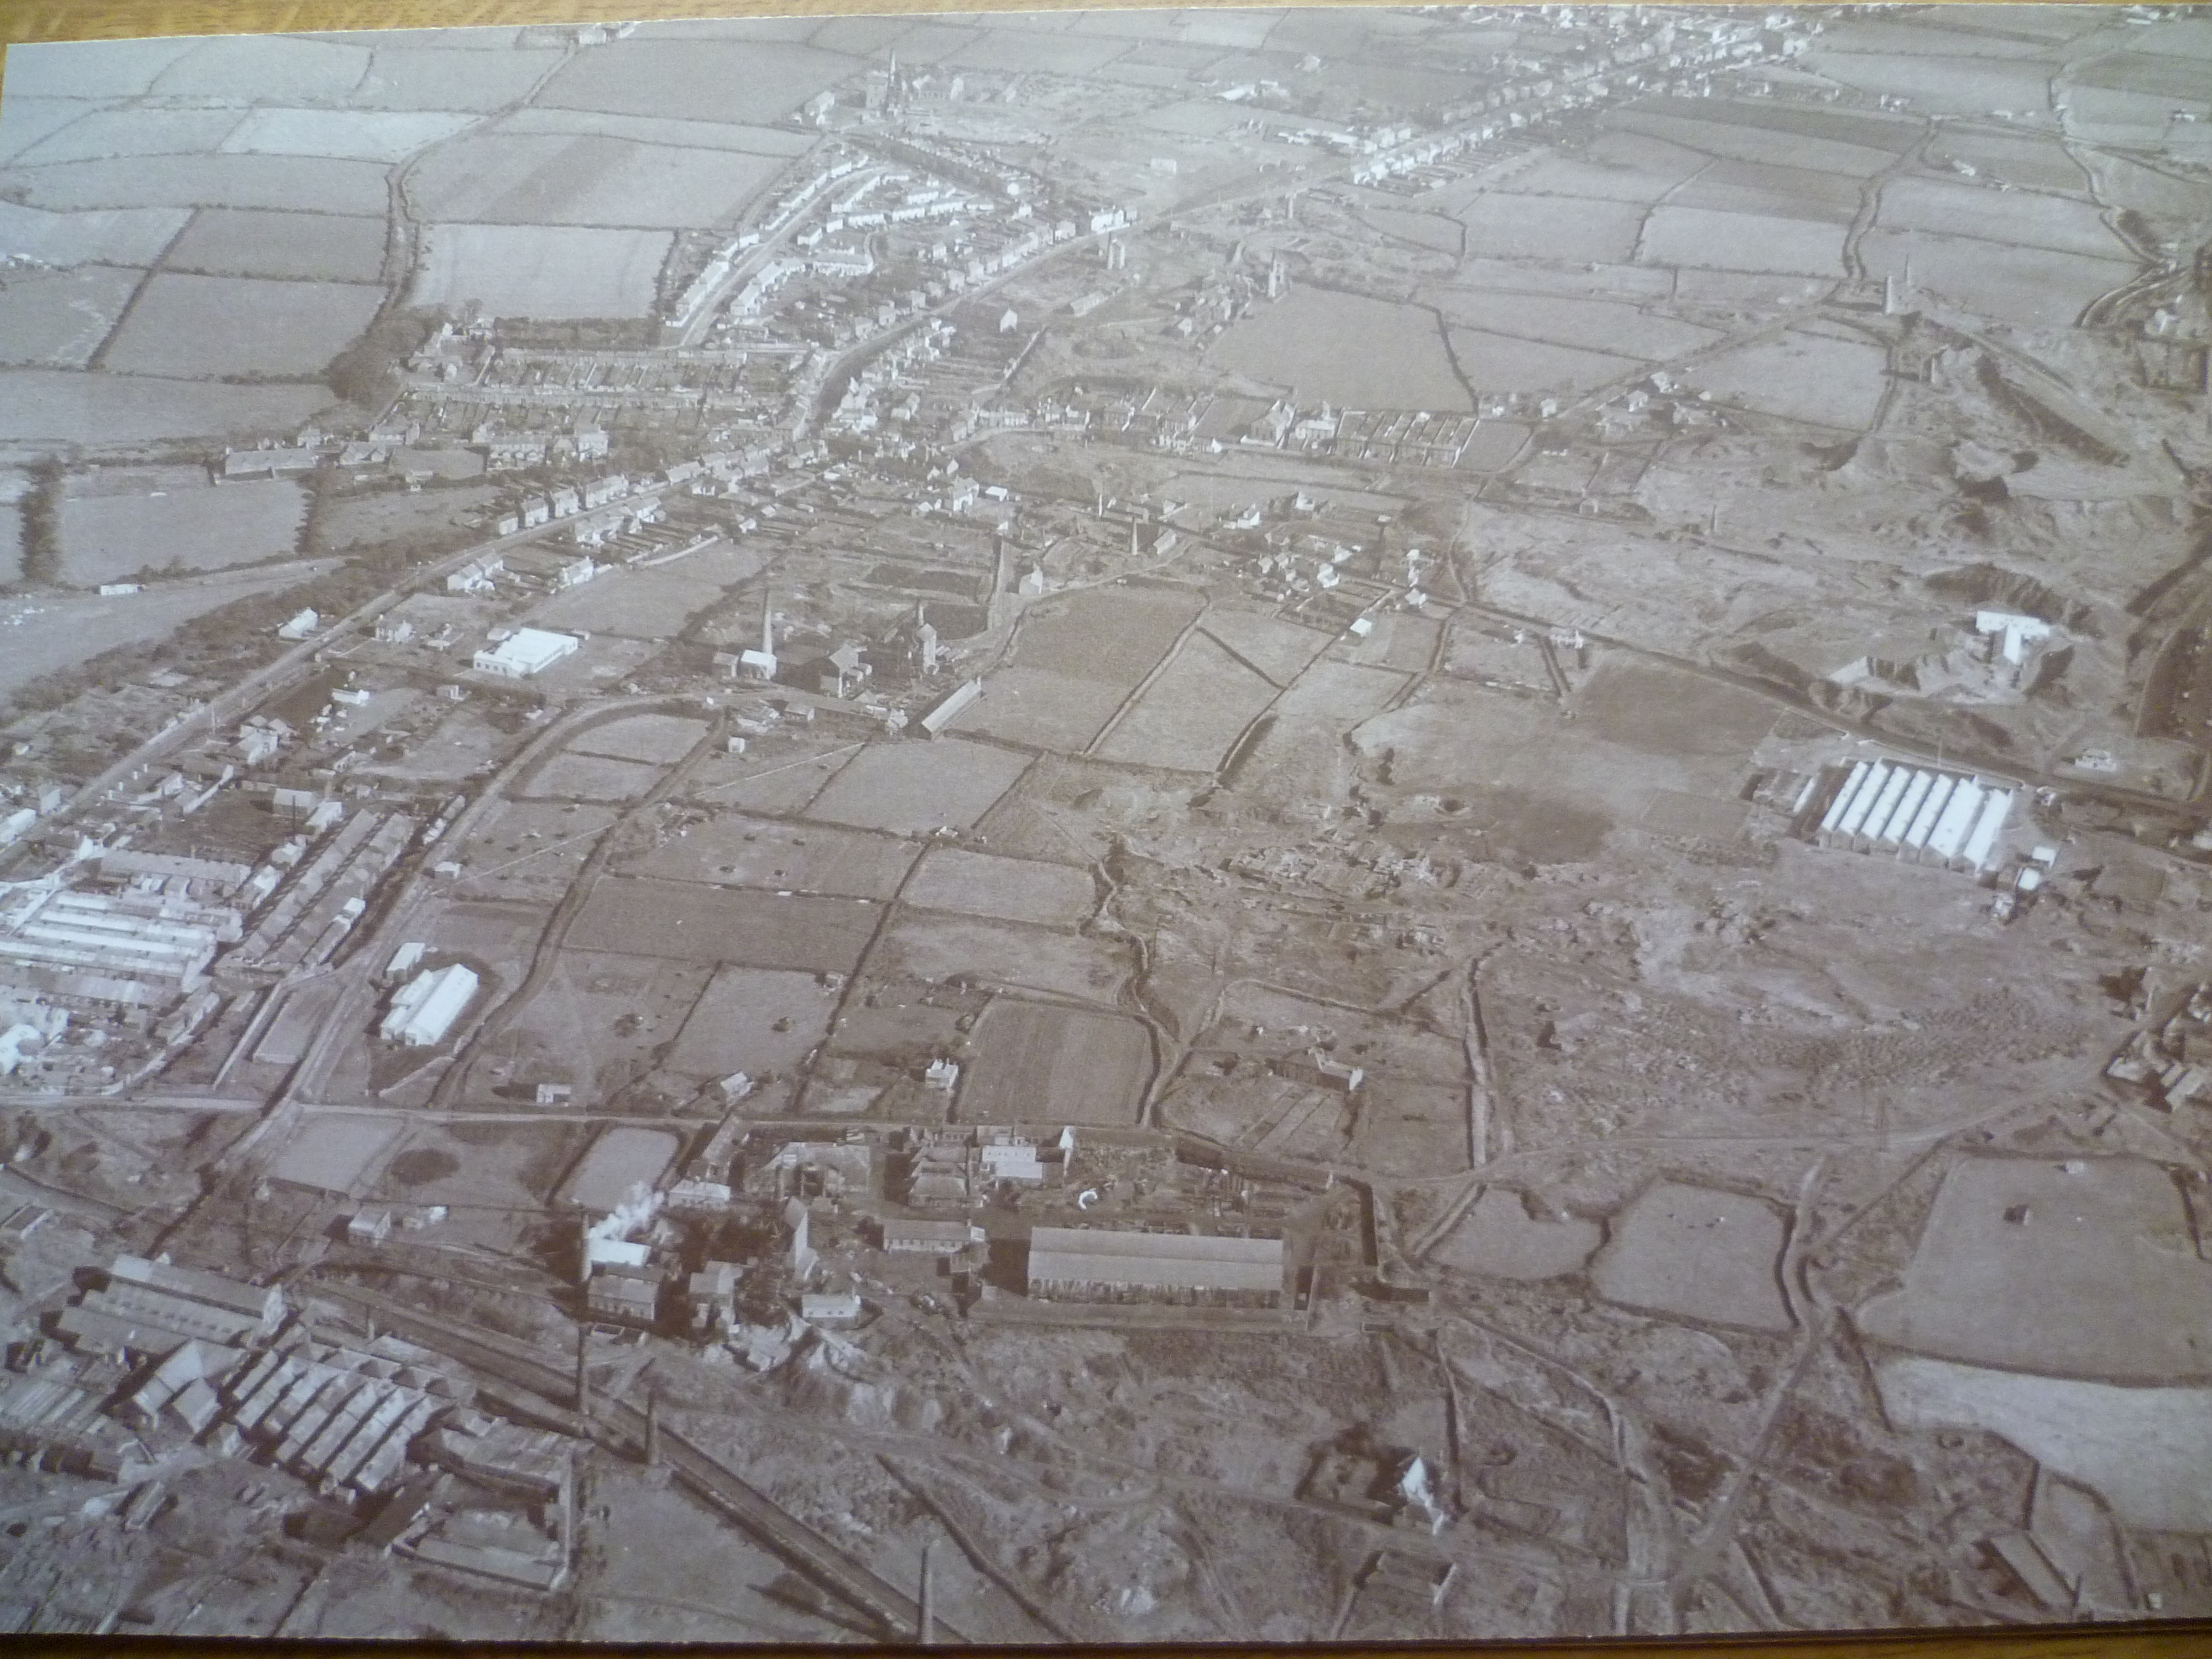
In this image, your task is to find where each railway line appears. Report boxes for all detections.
[310,1281,949,1643]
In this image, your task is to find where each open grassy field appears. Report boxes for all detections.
[166,206,387,282]
[1510,138,1708,203]
[59,467,307,586]
[957,998,1150,1126]
[1683,328,1890,430]
[0,560,335,700]
[0,368,336,444]
[1807,49,2063,117]
[410,222,671,319]
[409,132,787,230]
[0,200,189,267]
[0,97,92,164]
[266,1112,401,1194]
[1019,586,1203,684]
[1857,1155,2212,1385]
[1672,158,1865,225]
[1609,107,1900,177]
[1097,631,1277,772]
[219,107,478,163]
[877,912,1124,1004]
[1446,328,1641,395]
[100,272,383,379]
[373,1118,588,1214]
[665,963,841,1079]
[905,847,1095,928]
[571,875,881,973]
[11,106,244,165]
[0,265,140,368]
[1589,1180,1792,1333]
[946,664,1126,752]
[1859,229,2133,329]
[528,560,745,636]
[15,154,394,215]
[1198,610,1331,687]
[0,473,26,585]
[1457,192,1646,264]
[1428,288,1721,360]
[349,44,569,112]
[1212,286,1471,411]
[515,751,666,803]
[1639,205,1847,278]
[492,108,812,156]
[568,713,711,766]
[536,37,856,124]
[619,811,913,898]
[1878,175,2128,258]
[148,34,374,101]
[803,736,1031,833]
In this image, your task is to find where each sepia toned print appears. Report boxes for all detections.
[0,3,2209,1640]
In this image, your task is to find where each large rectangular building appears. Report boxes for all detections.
[1026,1227,1284,1307]
[0,885,242,1009]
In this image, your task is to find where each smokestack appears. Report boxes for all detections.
[644,1390,662,1467]
[761,588,775,659]
[574,1325,591,1418]
[918,1536,937,1645]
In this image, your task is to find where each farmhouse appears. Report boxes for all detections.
[473,628,581,679]
[1026,1226,1284,1307]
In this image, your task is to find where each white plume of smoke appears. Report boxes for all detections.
[587,1182,662,1242]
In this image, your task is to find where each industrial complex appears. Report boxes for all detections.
[0,2,2210,1644]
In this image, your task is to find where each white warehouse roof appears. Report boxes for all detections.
[473,627,580,679]
[380,962,479,1048]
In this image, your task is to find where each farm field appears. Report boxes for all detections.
[372,1118,588,1214]
[1444,329,1642,395]
[664,964,841,1079]
[956,999,1151,1126]
[99,272,383,379]
[1683,328,1891,430]
[1507,138,1708,202]
[0,265,141,368]
[534,36,857,124]
[488,950,711,1102]
[904,847,1095,928]
[1639,205,1847,277]
[1096,632,1277,771]
[265,1112,400,1193]
[618,811,913,898]
[1358,206,1461,257]
[875,912,1124,1005]
[0,98,93,163]
[527,560,749,637]
[1859,229,2135,329]
[1197,609,1331,686]
[1805,49,2066,116]
[491,107,812,156]
[218,108,479,162]
[802,737,1031,833]
[570,875,882,973]
[165,206,387,281]
[567,713,711,766]
[0,473,27,585]
[1877,176,2128,259]
[0,200,189,266]
[1587,1180,1793,1332]
[410,223,673,319]
[1016,586,1202,685]
[148,34,374,101]
[949,664,1126,752]
[1856,1156,2212,1385]
[0,368,335,445]
[13,153,393,215]
[515,752,666,804]
[58,467,307,586]
[347,44,569,112]
[1211,285,1472,412]
[408,133,787,229]
[0,559,336,699]
[1456,193,1646,264]
[11,106,244,165]
[1609,107,1900,177]
[1427,288,1721,360]
[1671,158,1865,224]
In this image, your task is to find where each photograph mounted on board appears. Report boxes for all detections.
[0,2,2210,1644]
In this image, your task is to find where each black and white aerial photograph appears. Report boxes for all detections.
[0,1,2208,1641]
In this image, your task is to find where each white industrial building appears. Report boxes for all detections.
[380,962,479,1047]
[0,884,242,1009]
[472,628,580,679]
[1809,759,2015,872]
